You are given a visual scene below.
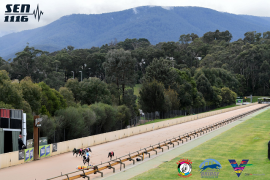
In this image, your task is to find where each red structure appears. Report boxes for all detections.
[0,109,10,118]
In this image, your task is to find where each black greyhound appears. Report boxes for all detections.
[73,148,81,157]
[83,155,90,165]
[108,151,114,160]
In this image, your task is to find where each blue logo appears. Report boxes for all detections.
[25,150,29,161]
[30,149,33,159]
[199,159,222,178]
[40,146,45,157]
[46,145,50,156]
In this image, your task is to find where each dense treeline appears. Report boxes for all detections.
[1,30,269,142]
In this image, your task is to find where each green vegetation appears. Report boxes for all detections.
[139,116,184,126]
[1,28,270,144]
[140,104,237,126]
[208,104,237,111]
[246,96,270,103]
[134,84,142,97]
[132,109,270,180]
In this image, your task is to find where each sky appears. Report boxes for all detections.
[1,0,270,37]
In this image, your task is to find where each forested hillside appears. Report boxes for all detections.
[1,6,270,60]
[1,29,270,143]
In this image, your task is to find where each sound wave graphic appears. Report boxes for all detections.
[33,4,43,22]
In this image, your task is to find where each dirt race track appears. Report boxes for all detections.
[0,104,267,180]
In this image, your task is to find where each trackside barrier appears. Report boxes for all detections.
[0,151,24,168]
[0,103,258,169]
[46,104,269,180]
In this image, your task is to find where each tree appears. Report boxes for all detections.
[162,41,177,57]
[116,105,131,129]
[38,82,65,116]
[86,52,106,79]
[0,70,23,109]
[40,115,56,143]
[103,49,137,103]
[55,107,85,140]
[78,105,96,136]
[59,87,76,107]
[79,78,111,105]
[44,71,65,90]
[263,31,270,39]
[138,80,166,113]
[164,88,179,111]
[220,87,237,105]
[143,58,178,89]
[244,31,261,44]
[212,86,222,107]
[118,38,150,50]
[0,57,6,67]
[179,34,192,44]
[203,30,232,43]
[20,77,42,113]
[89,103,107,134]
[122,88,138,118]
[11,46,46,80]
[65,78,80,102]
[196,74,213,102]
[259,60,270,95]
[0,101,14,109]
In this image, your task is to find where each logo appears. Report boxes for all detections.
[25,150,29,161]
[228,159,252,177]
[199,159,221,178]
[30,149,33,159]
[177,159,192,178]
[40,146,45,157]
[46,145,50,156]
[4,4,43,22]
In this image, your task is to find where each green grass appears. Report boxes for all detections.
[134,84,142,103]
[208,104,237,112]
[134,84,142,97]
[139,115,184,126]
[247,96,270,103]
[139,104,238,126]
[131,109,270,180]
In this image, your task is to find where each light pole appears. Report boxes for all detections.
[88,68,91,79]
[71,71,74,79]
[79,71,82,81]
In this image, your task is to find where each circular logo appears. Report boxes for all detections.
[177,159,192,177]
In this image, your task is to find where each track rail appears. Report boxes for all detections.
[47,104,269,180]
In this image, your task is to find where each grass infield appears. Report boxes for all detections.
[131,109,270,180]
[139,104,238,126]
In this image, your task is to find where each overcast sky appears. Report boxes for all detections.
[1,0,270,37]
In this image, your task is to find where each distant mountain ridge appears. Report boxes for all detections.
[1,6,270,60]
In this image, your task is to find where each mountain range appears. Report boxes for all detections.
[1,6,270,60]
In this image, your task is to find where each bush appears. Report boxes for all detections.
[221,87,237,104]
[55,107,85,141]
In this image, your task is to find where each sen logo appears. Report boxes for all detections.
[4,4,43,22]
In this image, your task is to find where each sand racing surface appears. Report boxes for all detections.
[0,104,267,180]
